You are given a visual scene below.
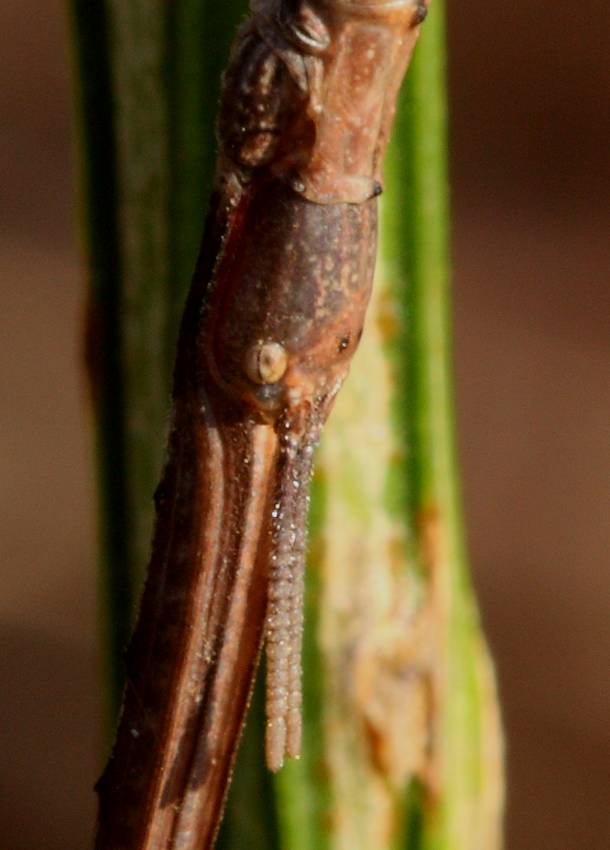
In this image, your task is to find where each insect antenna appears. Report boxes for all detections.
[264,417,319,771]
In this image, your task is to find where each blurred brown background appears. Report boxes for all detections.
[1,1,608,848]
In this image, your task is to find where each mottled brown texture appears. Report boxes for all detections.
[207,181,377,419]
[95,1,428,847]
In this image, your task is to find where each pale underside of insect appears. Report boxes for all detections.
[95,1,428,848]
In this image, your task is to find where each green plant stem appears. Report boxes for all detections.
[385,4,505,845]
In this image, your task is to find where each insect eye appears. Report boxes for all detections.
[245,341,288,385]
[412,2,428,26]
[337,335,350,353]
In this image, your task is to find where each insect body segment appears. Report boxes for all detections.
[209,0,427,771]
[201,180,376,774]
[96,1,430,843]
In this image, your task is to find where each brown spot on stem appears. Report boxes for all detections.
[353,612,433,788]
[375,288,401,344]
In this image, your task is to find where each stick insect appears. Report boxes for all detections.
[95,1,428,847]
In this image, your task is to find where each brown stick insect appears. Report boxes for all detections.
[95,0,429,847]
